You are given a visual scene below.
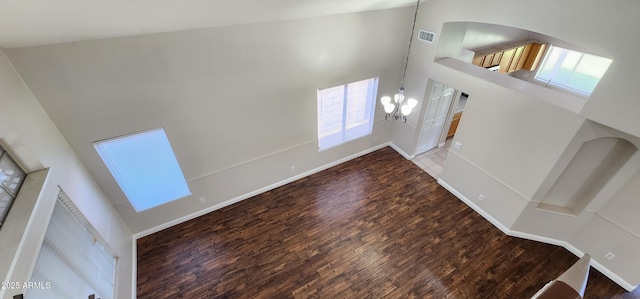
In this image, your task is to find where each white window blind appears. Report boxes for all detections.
[317,77,378,150]
[535,45,612,95]
[28,190,116,299]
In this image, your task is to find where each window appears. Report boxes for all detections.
[317,77,378,150]
[0,145,26,227]
[29,189,116,299]
[535,45,612,95]
[93,128,191,212]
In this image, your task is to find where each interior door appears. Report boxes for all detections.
[416,80,455,154]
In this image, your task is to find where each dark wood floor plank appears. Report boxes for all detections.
[137,147,635,298]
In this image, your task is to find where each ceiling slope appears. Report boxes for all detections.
[0,0,418,48]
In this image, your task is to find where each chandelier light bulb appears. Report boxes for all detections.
[383,103,396,113]
[394,93,403,103]
[407,98,418,108]
[400,104,413,116]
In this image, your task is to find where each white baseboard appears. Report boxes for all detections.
[589,259,636,291]
[438,178,636,292]
[131,236,137,299]
[438,178,510,235]
[389,142,415,160]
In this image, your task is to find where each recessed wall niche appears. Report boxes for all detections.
[538,135,638,216]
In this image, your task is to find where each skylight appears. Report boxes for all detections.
[94,128,191,212]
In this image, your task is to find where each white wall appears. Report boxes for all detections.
[393,0,640,290]
[461,22,531,51]
[0,50,133,298]
[4,8,411,234]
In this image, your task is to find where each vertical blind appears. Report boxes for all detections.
[27,189,116,299]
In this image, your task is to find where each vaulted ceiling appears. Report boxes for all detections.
[2,0,415,231]
[0,0,418,48]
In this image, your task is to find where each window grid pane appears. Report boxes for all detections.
[0,146,26,227]
[536,46,562,82]
[317,85,345,139]
[568,54,612,93]
[0,153,26,196]
[0,188,15,225]
[345,80,372,130]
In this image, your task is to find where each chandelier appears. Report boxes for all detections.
[380,0,421,123]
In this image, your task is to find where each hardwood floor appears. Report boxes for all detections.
[137,147,634,298]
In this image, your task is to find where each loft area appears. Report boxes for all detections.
[470,39,546,74]
[438,22,613,98]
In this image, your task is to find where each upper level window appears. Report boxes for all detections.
[94,128,191,212]
[0,145,26,227]
[317,77,378,151]
[535,45,612,96]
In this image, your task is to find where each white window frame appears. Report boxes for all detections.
[534,45,612,96]
[0,145,26,228]
[317,77,379,151]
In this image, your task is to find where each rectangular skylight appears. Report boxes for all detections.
[94,128,191,212]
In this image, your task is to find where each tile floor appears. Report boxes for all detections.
[412,137,453,179]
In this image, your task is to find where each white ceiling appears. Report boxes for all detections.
[0,0,418,48]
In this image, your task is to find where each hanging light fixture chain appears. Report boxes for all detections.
[380,0,421,123]
[401,0,421,89]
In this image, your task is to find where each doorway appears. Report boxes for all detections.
[413,80,468,178]
[415,80,466,155]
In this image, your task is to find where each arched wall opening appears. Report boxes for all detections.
[538,137,637,215]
